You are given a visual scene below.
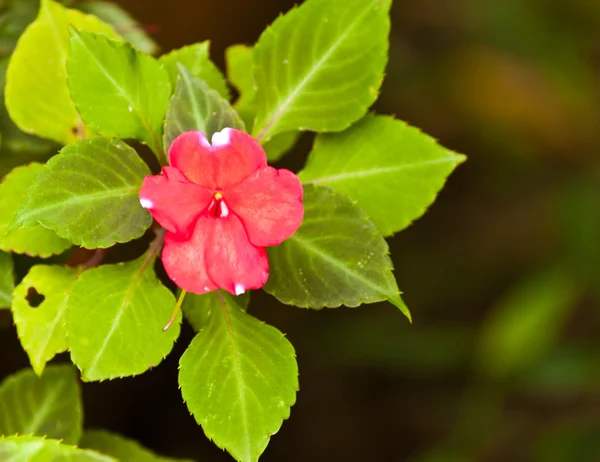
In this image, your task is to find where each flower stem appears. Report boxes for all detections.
[163,289,187,331]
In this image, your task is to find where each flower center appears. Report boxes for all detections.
[208,191,229,218]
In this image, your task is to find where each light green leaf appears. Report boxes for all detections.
[179,291,298,462]
[5,0,119,145]
[225,44,299,162]
[263,131,301,163]
[77,1,159,55]
[160,42,230,99]
[0,365,83,443]
[226,44,256,120]
[80,429,193,462]
[11,137,152,249]
[264,184,410,319]
[0,252,14,309]
[299,115,465,235]
[0,164,71,257]
[12,265,79,375]
[0,57,57,156]
[67,253,181,381]
[163,65,244,151]
[182,291,250,332]
[67,30,171,158]
[252,0,391,142]
[478,268,577,378]
[0,435,115,462]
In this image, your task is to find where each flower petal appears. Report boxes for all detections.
[162,216,218,294]
[140,167,213,239]
[227,167,304,247]
[206,214,269,294]
[168,129,267,189]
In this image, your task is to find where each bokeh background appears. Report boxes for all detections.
[2,0,600,460]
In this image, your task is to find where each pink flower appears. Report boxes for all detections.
[139,129,304,296]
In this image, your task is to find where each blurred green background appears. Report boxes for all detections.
[2,0,600,460]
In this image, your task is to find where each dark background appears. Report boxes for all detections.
[3,0,600,461]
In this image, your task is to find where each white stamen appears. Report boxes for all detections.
[140,198,154,209]
[234,283,245,296]
[211,128,231,147]
[219,200,229,218]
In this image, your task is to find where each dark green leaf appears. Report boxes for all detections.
[160,42,230,99]
[0,164,71,257]
[67,30,171,158]
[0,365,82,443]
[12,265,79,375]
[67,253,181,381]
[477,268,577,378]
[252,0,391,142]
[77,1,159,55]
[163,65,244,151]
[179,291,298,462]
[299,115,465,235]
[264,184,410,319]
[11,137,152,249]
[5,0,119,145]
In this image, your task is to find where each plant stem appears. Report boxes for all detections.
[163,289,187,331]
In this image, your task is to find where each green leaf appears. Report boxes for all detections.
[0,0,39,55]
[252,0,391,142]
[77,1,159,55]
[264,184,410,319]
[5,0,119,145]
[299,115,465,235]
[179,291,298,462]
[0,435,115,461]
[163,65,244,151]
[67,253,181,381]
[160,42,230,99]
[263,131,301,163]
[183,291,250,332]
[67,30,171,158]
[225,44,299,162]
[11,137,152,249]
[0,365,83,443]
[0,252,14,309]
[226,44,256,120]
[477,268,577,378]
[80,429,193,462]
[0,57,57,156]
[0,164,71,257]
[11,265,79,375]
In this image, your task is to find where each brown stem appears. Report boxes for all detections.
[80,249,107,272]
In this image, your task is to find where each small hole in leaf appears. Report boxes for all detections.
[71,125,82,137]
[26,287,45,308]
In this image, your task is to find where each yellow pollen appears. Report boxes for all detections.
[214,191,223,200]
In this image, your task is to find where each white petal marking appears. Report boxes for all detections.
[197,131,211,148]
[211,128,232,147]
[140,198,154,209]
[219,201,229,218]
[234,283,246,296]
